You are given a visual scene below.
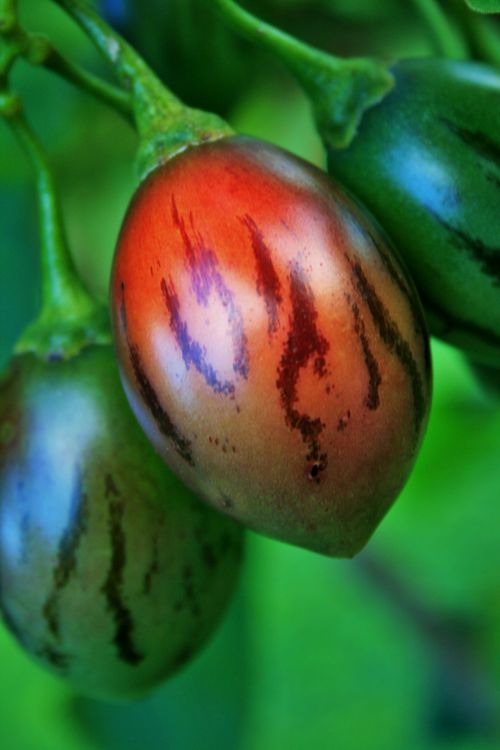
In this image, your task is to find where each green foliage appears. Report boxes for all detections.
[465,0,500,12]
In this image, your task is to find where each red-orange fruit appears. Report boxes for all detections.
[111,136,431,557]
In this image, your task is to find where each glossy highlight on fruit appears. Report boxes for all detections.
[328,58,500,368]
[111,135,432,557]
[0,346,243,701]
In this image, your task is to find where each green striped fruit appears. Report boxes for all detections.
[0,346,243,701]
[328,58,500,368]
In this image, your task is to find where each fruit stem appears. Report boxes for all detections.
[410,0,469,59]
[37,40,134,121]
[52,0,233,178]
[0,0,132,122]
[466,13,500,66]
[1,92,110,359]
[207,0,394,150]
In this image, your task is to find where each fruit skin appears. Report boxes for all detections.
[328,58,500,368]
[0,346,243,702]
[111,135,431,558]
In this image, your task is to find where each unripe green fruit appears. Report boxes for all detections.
[328,59,500,367]
[0,346,243,701]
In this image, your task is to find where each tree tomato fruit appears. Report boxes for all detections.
[329,59,500,368]
[111,136,432,557]
[0,346,243,701]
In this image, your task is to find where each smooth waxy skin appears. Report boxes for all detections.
[0,346,242,701]
[112,136,431,557]
[328,59,500,368]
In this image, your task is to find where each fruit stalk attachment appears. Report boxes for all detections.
[0,86,109,358]
[53,0,233,178]
[207,0,394,149]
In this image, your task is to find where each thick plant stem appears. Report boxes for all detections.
[1,95,110,358]
[53,0,232,177]
[211,0,334,71]
[411,0,469,58]
[54,0,183,119]
[207,0,393,149]
[8,110,91,316]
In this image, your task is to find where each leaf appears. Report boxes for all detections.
[465,0,500,12]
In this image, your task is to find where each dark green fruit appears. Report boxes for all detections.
[328,58,500,368]
[0,346,243,701]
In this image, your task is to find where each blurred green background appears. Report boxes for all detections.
[1,1,499,748]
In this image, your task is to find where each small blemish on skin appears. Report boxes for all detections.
[220,493,234,510]
[308,461,325,483]
[337,410,351,432]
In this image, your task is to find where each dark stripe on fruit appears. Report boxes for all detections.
[38,643,69,672]
[365,226,429,366]
[276,263,329,472]
[105,473,119,498]
[486,171,500,190]
[120,283,193,464]
[119,282,128,332]
[349,298,381,410]
[171,197,249,380]
[42,472,88,639]
[142,531,161,595]
[202,542,217,569]
[101,496,143,665]
[128,343,194,466]
[182,564,201,618]
[161,277,235,397]
[241,214,283,335]
[427,209,500,286]
[366,227,412,299]
[348,258,426,435]
[440,118,500,170]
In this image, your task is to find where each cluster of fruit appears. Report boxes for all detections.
[0,0,497,701]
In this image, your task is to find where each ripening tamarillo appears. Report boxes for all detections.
[111,135,432,558]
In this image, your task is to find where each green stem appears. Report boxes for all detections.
[8,109,88,314]
[410,0,469,58]
[0,0,16,34]
[41,44,133,122]
[1,95,110,358]
[0,0,133,124]
[207,0,394,149]
[467,14,500,66]
[52,0,232,178]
